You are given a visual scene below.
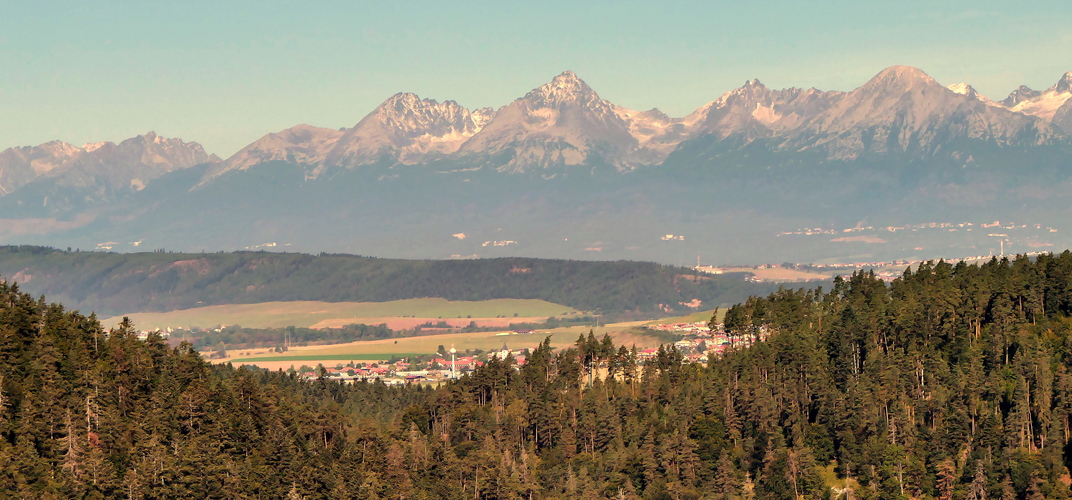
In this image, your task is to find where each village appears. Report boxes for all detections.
[294,320,761,385]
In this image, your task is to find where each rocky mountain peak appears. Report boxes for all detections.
[0,141,80,195]
[202,124,345,179]
[382,92,421,108]
[1002,85,1042,107]
[636,108,671,123]
[877,65,930,78]
[1056,71,1072,93]
[523,71,600,108]
[470,107,496,129]
[1,132,216,212]
[713,79,773,107]
[947,82,991,102]
[997,72,1072,123]
[860,65,939,93]
[456,71,643,172]
[778,65,1058,161]
[687,79,838,144]
[278,123,344,141]
[320,92,495,169]
[82,141,108,152]
[38,140,82,157]
[370,93,479,136]
[119,132,217,166]
[548,70,586,90]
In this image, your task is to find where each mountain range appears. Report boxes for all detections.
[1,66,1071,265]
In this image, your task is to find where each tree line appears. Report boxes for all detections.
[174,323,396,351]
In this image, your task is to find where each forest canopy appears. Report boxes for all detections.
[3,252,1072,498]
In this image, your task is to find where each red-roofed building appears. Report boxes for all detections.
[638,348,659,360]
[432,356,480,371]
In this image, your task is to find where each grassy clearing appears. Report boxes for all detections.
[105,298,579,330]
[820,463,862,497]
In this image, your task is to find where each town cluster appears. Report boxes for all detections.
[299,344,532,384]
[642,321,758,362]
[296,321,765,384]
[776,219,1058,237]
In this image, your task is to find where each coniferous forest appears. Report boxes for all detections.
[0,246,775,317]
[5,253,1072,498]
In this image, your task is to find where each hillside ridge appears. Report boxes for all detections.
[0,245,777,316]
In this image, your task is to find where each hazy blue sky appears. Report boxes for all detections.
[3,0,1070,156]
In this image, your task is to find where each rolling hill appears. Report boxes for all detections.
[0,246,778,317]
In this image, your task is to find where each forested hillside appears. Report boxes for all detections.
[0,246,773,316]
[5,253,1072,498]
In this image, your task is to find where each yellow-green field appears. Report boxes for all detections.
[105,298,579,330]
[217,322,664,371]
[646,309,720,325]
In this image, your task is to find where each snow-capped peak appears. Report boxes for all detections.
[39,140,82,157]
[946,82,991,103]
[549,70,585,89]
[470,107,495,129]
[456,70,647,172]
[319,92,496,169]
[947,83,969,94]
[82,141,108,152]
[714,79,771,106]
[370,93,483,137]
[524,71,599,107]
[997,72,1072,122]
[1002,85,1041,108]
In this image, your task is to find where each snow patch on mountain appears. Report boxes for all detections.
[1009,91,1072,121]
[947,83,993,103]
[323,92,494,169]
[82,141,108,153]
[997,72,1072,122]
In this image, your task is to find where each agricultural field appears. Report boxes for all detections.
[645,309,721,325]
[105,298,578,330]
[722,266,831,282]
[216,322,665,371]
